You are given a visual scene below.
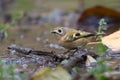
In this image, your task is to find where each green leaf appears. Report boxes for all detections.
[60,59,68,65]
[72,67,79,73]
[95,42,108,55]
[0,23,8,38]
[96,74,107,80]
[96,18,107,41]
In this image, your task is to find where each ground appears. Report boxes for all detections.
[0,0,120,80]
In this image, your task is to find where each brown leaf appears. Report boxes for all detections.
[102,30,120,53]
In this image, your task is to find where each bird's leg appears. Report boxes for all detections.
[62,47,82,54]
[72,46,88,54]
[62,49,76,58]
[59,50,69,59]
[76,46,84,51]
[62,47,85,58]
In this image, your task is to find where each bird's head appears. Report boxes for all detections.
[51,27,95,41]
[51,27,70,36]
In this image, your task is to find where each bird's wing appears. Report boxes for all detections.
[78,30,95,38]
[63,30,77,42]
[65,31,95,42]
[63,34,74,42]
[63,30,95,42]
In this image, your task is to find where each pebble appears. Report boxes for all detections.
[49,43,65,50]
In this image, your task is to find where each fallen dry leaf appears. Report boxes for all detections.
[30,66,71,80]
[102,30,120,53]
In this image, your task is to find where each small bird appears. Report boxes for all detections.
[51,27,96,50]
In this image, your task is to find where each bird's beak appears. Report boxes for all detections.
[83,33,95,37]
[51,31,57,34]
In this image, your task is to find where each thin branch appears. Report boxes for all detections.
[8,44,68,60]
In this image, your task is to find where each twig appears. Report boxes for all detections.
[64,50,87,72]
[8,44,32,55]
[104,71,120,77]
[8,44,68,60]
[8,44,98,72]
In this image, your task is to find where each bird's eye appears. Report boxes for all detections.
[57,29,63,34]
[58,29,62,33]
[73,32,81,39]
[75,33,80,37]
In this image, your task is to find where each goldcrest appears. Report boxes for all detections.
[51,27,96,49]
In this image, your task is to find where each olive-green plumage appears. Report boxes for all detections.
[51,27,95,49]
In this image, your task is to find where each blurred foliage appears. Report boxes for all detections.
[16,0,34,10]
[96,18,107,41]
[11,11,24,25]
[7,0,78,15]
[0,22,8,38]
[37,0,78,12]
[30,66,71,80]
[88,18,112,80]
[95,18,108,55]
[44,22,53,30]
[84,0,120,11]
[0,59,25,80]
[88,57,113,80]
[9,0,34,14]
[95,42,108,55]
[72,66,79,73]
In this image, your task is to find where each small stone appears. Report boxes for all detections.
[22,64,28,69]
[36,36,41,42]
[49,43,65,50]
[19,34,24,39]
